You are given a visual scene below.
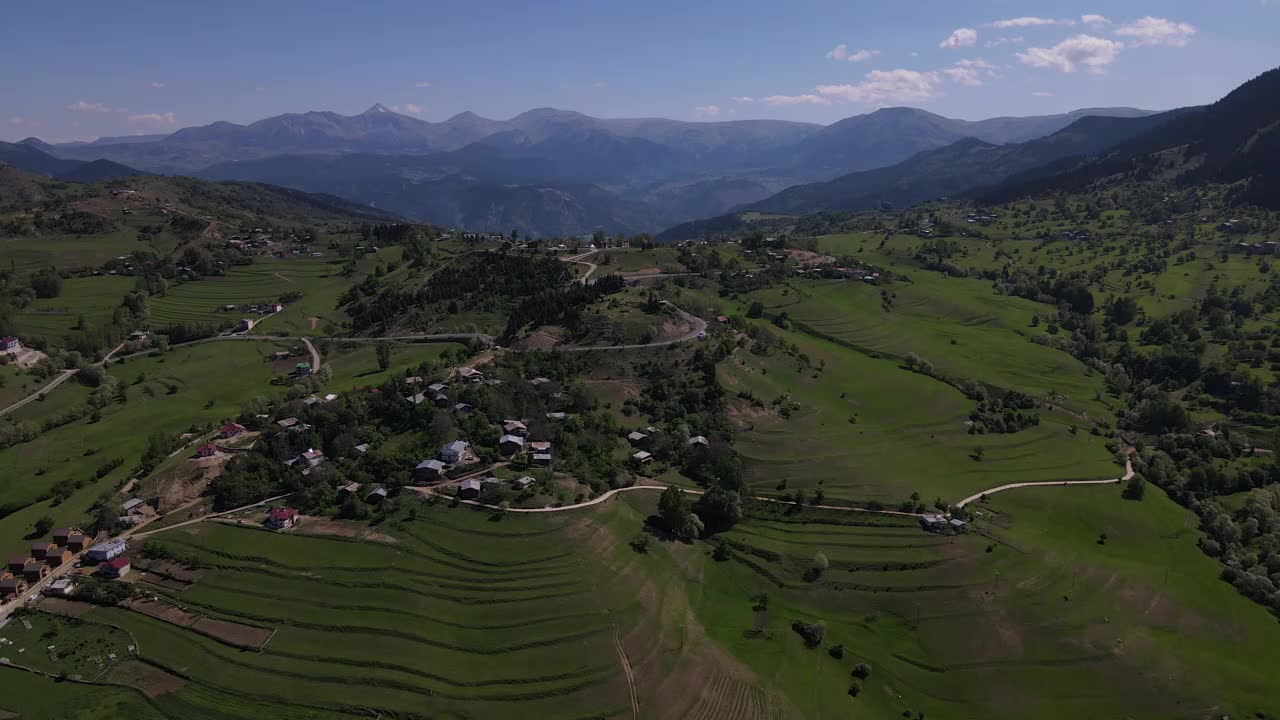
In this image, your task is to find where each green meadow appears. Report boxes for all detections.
[12,275,136,342]
[750,274,1111,419]
[719,325,1118,505]
[322,340,465,392]
[149,254,385,336]
[0,341,289,551]
[680,483,1280,720]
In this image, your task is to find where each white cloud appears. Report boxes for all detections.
[1032,91,1055,97]
[414,81,432,88]
[989,16,1071,28]
[1016,34,1123,73]
[730,96,754,103]
[816,68,943,104]
[1081,14,1110,25]
[761,94,831,106]
[9,116,41,128]
[1114,16,1197,47]
[149,82,166,89]
[940,28,977,48]
[128,112,177,127]
[942,58,999,86]
[910,51,920,57]
[826,44,879,62]
[391,103,426,116]
[66,101,114,113]
[986,36,1024,47]
[693,104,721,118]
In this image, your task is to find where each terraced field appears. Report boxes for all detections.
[719,326,1118,504]
[691,492,1280,720]
[149,257,355,335]
[88,499,710,719]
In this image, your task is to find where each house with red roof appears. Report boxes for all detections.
[99,557,131,579]
[219,422,247,439]
[266,508,299,530]
[194,443,219,458]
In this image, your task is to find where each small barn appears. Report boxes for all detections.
[415,459,446,484]
[498,434,525,455]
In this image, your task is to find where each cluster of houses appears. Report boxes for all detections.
[627,430,710,466]
[224,227,325,258]
[964,212,1000,225]
[457,475,537,500]
[793,265,879,282]
[1061,228,1093,242]
[1234,241,1279,255]
[1,528,90,601]
[223,301,285,316]
[404,367,509,409]
[1,530,135,602]
[920,514,967,534]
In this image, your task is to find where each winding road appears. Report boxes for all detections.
[0,341,128,419]
[954,458,1133,508]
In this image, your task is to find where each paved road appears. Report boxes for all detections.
[0,341,128,419]
[0,370,76,418]
[954,459,1133,508]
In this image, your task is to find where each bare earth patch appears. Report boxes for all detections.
[125,597,274,650]
[292,516,398,544]
[514,326,568,351]
[191,617,274,650]
[106,660,188,697]
[35,597,95,618]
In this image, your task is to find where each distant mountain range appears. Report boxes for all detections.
[979,68,1280,209]
[14,103,1166,236]
[660,67,1280,241]
[0,140,142,183]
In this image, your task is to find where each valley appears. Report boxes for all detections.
[0,13,1278,718]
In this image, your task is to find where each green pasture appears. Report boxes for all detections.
[675,486,1280,720]
[0,341,288,551]
[2,611,137,681]
[595,247,686,274]
[0,362,44,410]
[12,275,136,342]
[0,665,162,720]
[749,276,1111,418]
[719,329,1118,504]
[321,340,465,392]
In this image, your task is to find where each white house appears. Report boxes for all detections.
[441,440,469,464]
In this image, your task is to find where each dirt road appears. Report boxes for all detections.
[954,459,1133,508]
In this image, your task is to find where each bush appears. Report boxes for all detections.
[791,620,826,647]
[851,662,872,680]
[827,644,845,659]
[847,680,862,698]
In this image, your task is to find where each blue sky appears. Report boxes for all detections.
[2,0,1277,141]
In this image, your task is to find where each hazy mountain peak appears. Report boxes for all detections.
[446,111,487,123]
[364,103,394,115]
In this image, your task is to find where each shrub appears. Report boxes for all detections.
[791,620,826,647]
